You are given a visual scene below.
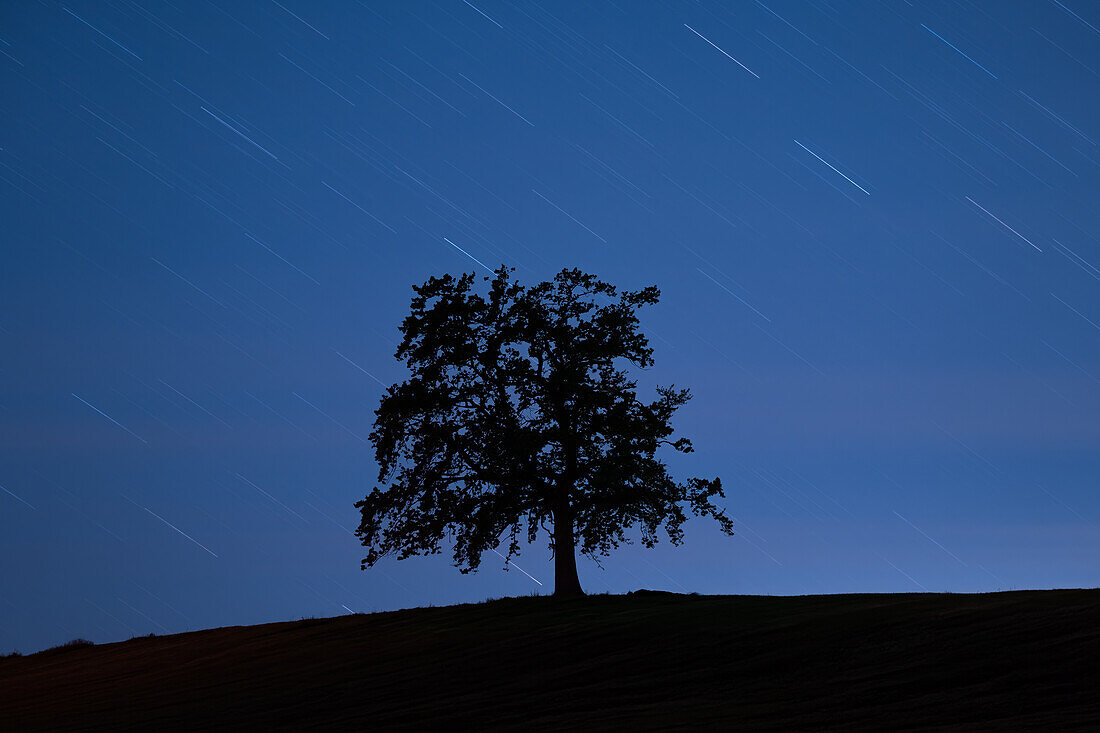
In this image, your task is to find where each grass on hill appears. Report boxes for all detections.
[2,588,1098,731]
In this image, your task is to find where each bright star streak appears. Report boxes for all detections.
[683,24,760,78]
[235,473,311,524]
[157,380,233,429]
[334,350,388,387]
[881,556,928,591]
[321,181,397,234]
[755,0,819,46]
[532,190,607,242]
[1050,0,1100,36]
[892,511,968,567]
[117,597,170,633]
[793,140,870,195]
[1018,91,1096,146]
[921,23,998,79]
[1052,239,1100,279]
[740,533,783,566]
[603,45,680,99]
[1041,339,1100,382]
[151,257,227,306]
[1001,121,1076,176]
[62,7,143,61]
[1,484,36,510]
[442,236,493,273]
[965,197,1042,251]
[931,421,1001,476]
[457,73,535,126]
[696,268,771,322]
[490,548,542,586]
[143,506,218,557]
[272,0,330,39]
[96,137,174,189]
[85,598,138,635]
[462,0,503,28]
[1037,484,1086,521]
[71,393,148,444]
[200,106,279,160]
[1051,293,1100,331]
[279,53,355,105]
[243,232,321,285]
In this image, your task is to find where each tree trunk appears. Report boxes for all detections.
[553,389,584,597]
[552,505,585,598]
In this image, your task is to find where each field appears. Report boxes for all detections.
[3,588,1098,731]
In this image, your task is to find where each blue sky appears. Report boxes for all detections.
[2,0,1098,653]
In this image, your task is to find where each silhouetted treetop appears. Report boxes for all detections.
[356,265,734,597]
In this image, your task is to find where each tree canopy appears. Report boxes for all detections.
[355,265,734,596]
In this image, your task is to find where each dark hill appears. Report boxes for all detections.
[2,589,1098,731]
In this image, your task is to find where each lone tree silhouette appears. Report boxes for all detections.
[355,265,734,597]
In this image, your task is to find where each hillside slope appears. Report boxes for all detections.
[3,589,1098,731]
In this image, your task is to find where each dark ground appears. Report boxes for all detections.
[2,588,1098,731]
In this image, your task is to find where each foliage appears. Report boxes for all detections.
[355,265,734,591]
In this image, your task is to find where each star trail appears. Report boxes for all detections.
[1,1,1098,655]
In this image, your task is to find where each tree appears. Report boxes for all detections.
[355,265,734,598]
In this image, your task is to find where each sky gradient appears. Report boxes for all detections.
[2,0,1099,654]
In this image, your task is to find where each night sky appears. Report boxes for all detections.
[3,0,1099,654]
